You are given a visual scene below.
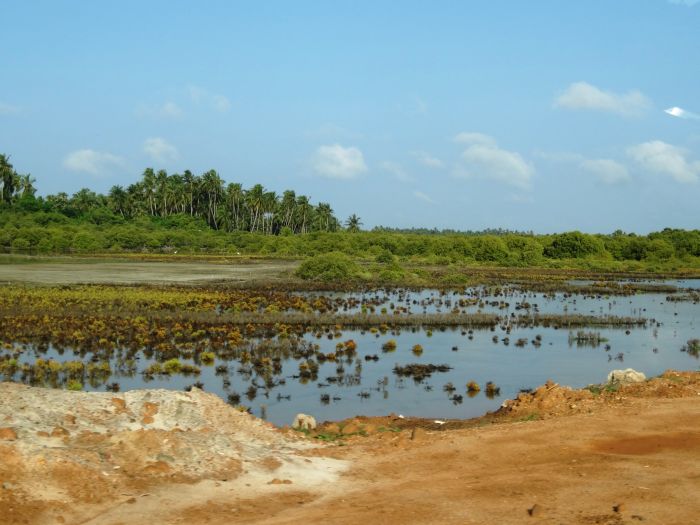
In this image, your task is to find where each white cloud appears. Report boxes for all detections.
[454,132,497,146]
[63,149,124,176]
[536,150,631,184]
[312,144,367,179]
[579,159,630,184]
[627,140,700,183]
[143,137,179,163]
[665,106,700,120]
[453,132,534,188]
[381,161,413,182]
[554,82,651,116]
[413,190,436,204]
[136,101,183,119]
[0,102,21,115]
[411,150,444,169]
[188,86,231,113]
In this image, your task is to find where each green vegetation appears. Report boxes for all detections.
[296,252,364,281]
[66,380,83,391]
[1,154,700,273]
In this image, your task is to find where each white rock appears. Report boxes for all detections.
[607,368,646,385]
[292,413,317,431]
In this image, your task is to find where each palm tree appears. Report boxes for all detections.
[226,182,244,231]
[280,190,296,229]
[316,202,334,232]
[246,184,265,232]
[295,195,313,234]
[201,170,224,229]
[262,190,277,234]
[108,185,128,217]
[0,154,18,204]
[182,170,197,216]
[345,214,362,233]
[142,168,157,215]
[18,174,36,197]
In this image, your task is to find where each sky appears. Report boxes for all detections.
[1,0,699,234]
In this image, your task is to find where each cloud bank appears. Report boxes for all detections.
[628,140,699,183]
[143,137,179,163]
[63,149,124,176]
[453,133,534,188]
[312,144,367,179]
[579,159,630,184]
[555,82,651,116]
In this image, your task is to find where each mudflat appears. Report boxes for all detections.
[0,259,296,284]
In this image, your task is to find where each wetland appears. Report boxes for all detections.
[1,263,697,426]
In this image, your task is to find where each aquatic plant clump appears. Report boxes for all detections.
[393,363,452,381]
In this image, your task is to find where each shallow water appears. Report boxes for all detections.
[9,282,700,426]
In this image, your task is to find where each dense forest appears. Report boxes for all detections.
[1,154,699,267]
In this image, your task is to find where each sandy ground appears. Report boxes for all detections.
[0,259,296,284]
[1,373,699,525]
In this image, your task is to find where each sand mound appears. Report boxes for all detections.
[0,382,346,525]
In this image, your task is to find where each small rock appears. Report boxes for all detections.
[613,503,626,513]
[0,427,17,441]
[292,413,317,431]
[528,504,543,517]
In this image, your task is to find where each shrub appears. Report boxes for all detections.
[66,380,83,391]
[544,232,605,259]
[296,252,363,282]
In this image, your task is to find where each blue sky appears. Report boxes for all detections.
[1,0,699,233]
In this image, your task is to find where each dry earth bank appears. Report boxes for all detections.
[1,371,699,524]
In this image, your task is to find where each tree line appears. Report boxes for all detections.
[1,153,699,267]
[0,154,358,235]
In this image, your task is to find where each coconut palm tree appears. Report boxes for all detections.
[316,202,334,232]
[225,182,244,231]
[141,168,157,215]
[108,185,129,217]
[201,170,224,229]
[0,154,18,204]
[18,174,36,197]
[295,195,313,234]
[245,184,265,232]
[345,214,362,233]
